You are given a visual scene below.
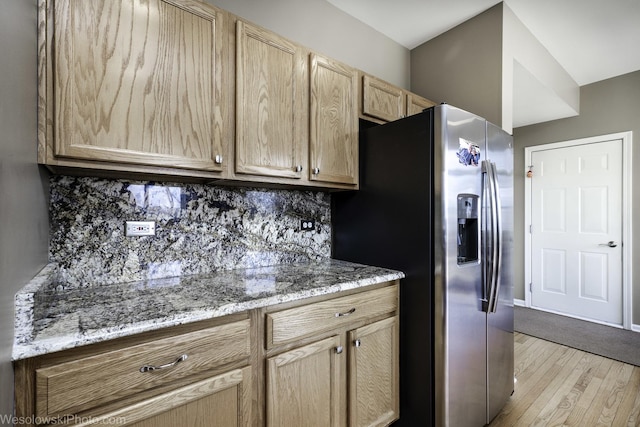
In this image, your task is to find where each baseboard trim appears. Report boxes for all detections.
[514,298,525,307]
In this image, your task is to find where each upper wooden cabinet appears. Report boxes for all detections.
[361,74,436,123]
[235,20,306,180]
[406,93,437,117]
[39,0,227,177]
[233,24,357,188]
[39,0,422,188]
[309,54,358,186]
[362,75,405,122]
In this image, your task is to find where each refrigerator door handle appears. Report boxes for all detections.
[487,161,502,313]
[482,160,501,313]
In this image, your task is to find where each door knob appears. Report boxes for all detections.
[598,241,618,248]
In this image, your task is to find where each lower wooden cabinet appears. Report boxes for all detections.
[14,282,400,427]
[265,283,400,427]
[14,316,253,427]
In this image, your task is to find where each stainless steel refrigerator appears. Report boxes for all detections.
[333,104,514,426]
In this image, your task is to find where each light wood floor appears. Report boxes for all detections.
[489,332,640,427]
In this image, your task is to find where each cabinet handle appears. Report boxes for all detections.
[295,165,303,172]
[312,167,320,175]
[335,346,344,354]
[214,155,223,165]
[354,339,361,348]
[139,354,188,373]
[335,308,356,317]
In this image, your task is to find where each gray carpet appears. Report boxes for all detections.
[514,306,640,366]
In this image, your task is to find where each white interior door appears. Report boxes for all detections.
[530,139,623,325]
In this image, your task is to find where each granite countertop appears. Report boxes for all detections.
[13,259,404,360]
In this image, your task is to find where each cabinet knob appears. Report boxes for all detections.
[354,339,361,348]
[312,167,320,175]
[295,165,303,173]
[214,155,223,165]
[335,346,344,354]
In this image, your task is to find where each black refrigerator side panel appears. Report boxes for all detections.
[332,110,435,426]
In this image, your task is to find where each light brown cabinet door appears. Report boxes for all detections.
[362,75,405,122]
[235,20,305,179]
[348,317,399,427]
[266,335,343,427]
[66,367,252,427]
[309,54,358,186]
[406,93,436,117]
[53,0,225,171]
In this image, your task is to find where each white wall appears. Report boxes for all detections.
[208,0,410,88]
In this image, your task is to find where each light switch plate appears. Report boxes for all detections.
[125,221,156,236]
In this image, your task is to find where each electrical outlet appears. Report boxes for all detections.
[125,221,156,236]
[300,219,315,231]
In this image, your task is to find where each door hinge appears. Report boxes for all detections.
[529,283,533,292]
[529,225,532,234]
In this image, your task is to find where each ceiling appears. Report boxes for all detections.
[326,0,640,127]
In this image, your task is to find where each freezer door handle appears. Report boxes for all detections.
[483,160,502,313]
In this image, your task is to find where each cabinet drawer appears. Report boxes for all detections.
[266,284,397,348]
[35,319,251,418]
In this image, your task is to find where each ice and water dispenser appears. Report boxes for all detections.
[457,194,479,264]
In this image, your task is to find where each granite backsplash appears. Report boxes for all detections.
[49,176,331,288]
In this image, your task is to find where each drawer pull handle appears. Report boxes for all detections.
[139,354,188,373]
[335,308,356,317]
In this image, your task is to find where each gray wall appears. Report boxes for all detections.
[410,3,504,126]
[208,0,410,88]
[0,0,49,420]
[513,70,640,324]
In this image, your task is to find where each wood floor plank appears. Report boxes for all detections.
[577,360,626,426]
[564,357,608,426]
[623,371,640,426]
[533,352,606,426]
[489,345,576,425]
[611,366,640,426]
[489,334,640,427]
[514,349,586,426]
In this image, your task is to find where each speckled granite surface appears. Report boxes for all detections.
[13,260,404,360]
[49,176,331,288]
